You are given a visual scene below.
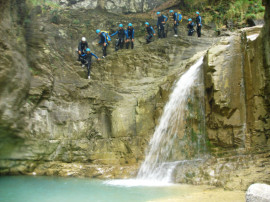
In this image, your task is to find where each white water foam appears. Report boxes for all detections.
[104,159,204,187]
[104,179,174,187]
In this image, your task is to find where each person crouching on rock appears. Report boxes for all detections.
[145,22,156,44]
[96,29,108,58]
[126,23,135,49]
[81,48,100,80]
[187,19,195,36]
[110,24,126,51]
[78,37,89,61]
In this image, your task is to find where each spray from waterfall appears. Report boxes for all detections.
[136,57,206,182]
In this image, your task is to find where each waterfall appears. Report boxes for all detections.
[137,57,206,183]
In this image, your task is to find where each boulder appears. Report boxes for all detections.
[246,184,270,202]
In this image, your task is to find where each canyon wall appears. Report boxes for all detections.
[54,0,167,13]
[0,0,269,190]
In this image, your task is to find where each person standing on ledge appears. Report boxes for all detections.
[126,23,135,49]
[110,24,126,51]
[145,22,156,44]
[169,10,179,37]
[196,11,202,37]
[157,12,168,38]
[77,37,89,61]
[96,29,108,58]
[187,18,195,36]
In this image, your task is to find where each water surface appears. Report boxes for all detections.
[0,176,245,202]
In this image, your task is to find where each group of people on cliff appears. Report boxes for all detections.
[77,11,202,79]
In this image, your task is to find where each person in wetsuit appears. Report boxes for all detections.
[195,11,202,37]
[145,22,156,44]
[77,37,89,61]
[111,24,126,51]
[80,48,100,79]
[126,23,135,49]
[156,12,168,38]
[187,18,195,36]
[169,10,178,37]
[96,29,108,58]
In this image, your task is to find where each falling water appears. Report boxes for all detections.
[137,57,206,182]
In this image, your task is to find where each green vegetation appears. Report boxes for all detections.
[225,0,265,24]
[27,0,60,9]
[181,0,265,28]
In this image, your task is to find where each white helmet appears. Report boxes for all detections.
[82,37,86,42]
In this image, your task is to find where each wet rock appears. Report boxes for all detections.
[204,33,247,148]
[174,152,270,191]
[56,0,167,13]
[204,25,269,150]
[246,184,270,202]
[262,0,270,134]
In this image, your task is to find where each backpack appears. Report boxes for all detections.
[178,13,182,22]
[101,31,111,43]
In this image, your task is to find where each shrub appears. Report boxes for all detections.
[245,13,256,20]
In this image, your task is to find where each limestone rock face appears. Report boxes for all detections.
[174,152,270,191]
[262,0,270,145]
[204,24,269,151]
[246,184,270,202]
[0,0,269,192]
[56,0,167,13]
[242,26,269,149]
[204,35,247,149]
[0,0,31,142]
[0,0,215,178]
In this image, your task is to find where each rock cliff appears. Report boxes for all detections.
[0,0,269,191]
[0,0,215,178]
[54,0,167,13]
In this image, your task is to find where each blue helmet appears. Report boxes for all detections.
[119,24,123,27]
[145,22,149,25]
[96,29,101,34]
[86,48,91,52]
[188,18,192,22]
[169,10,173,13]
[128,23,132,27]
[157,12,161,15]
[196,11,200,15]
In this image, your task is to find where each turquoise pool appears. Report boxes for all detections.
[0,176,186,202]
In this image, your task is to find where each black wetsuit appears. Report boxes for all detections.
[77,41,89,60]
[98,32,108,57]
[196,16,202,37]
[157,15,167,38]
[146,25,155,43]
[80,52,99,77]
[126,27,135,49]
[111,29,126,51]
[187,22,195,36]
[173,12,179,35]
